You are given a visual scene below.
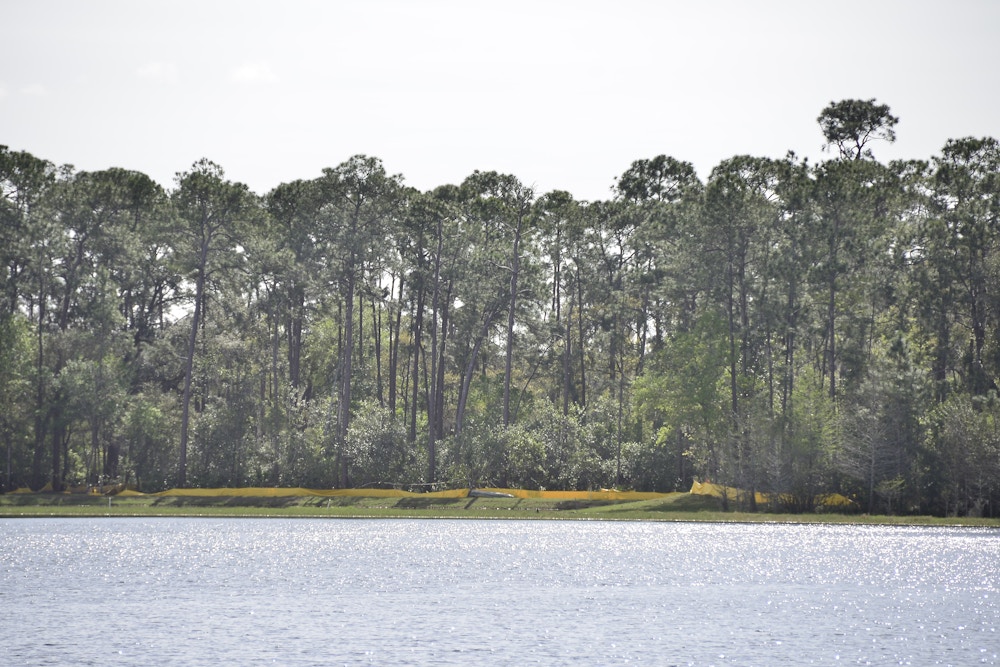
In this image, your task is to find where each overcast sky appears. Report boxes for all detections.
[3,0,999,201]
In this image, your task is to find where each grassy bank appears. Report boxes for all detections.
[2,491,998,526]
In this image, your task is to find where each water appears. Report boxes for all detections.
[2,518,997,666]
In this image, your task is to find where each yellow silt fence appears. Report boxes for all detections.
[86,486,672,501]
[149,487,665,501]
[7,482,853,508]
[689,480,767,504]
[478,488,671,501]
[689,480,856,509]
[9,486,648,499]
[152,487,471,499]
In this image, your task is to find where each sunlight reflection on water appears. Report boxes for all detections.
[2,518,997,665]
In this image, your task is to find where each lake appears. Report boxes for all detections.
[2,518,997,666]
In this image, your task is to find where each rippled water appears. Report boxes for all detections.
[2,518,997,666]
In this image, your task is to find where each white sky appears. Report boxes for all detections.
[3,0,999,201]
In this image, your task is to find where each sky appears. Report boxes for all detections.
[3,0,1000,202]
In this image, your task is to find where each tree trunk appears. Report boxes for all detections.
[502,217,523,428]
[408,284,424,446]
[337,268,356,488]
[50,416,64,492]
[825,213,840,400]
[576,264,587,408]
[455,304,503,435]
[562,295,573,417]
[372,298,383,406]
[389,273,404,414]
[436,280,452,439]
[31,285,47,489]
[178,238,209,488]
[427,219,444,483]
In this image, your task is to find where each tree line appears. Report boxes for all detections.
[2,99,998,516]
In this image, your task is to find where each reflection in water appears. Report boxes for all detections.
[3,519,998,665]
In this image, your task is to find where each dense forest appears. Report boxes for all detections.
[2,99,998,516]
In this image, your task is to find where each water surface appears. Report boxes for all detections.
[2,518,997,665]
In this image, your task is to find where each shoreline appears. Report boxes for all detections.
[2,492,997,527]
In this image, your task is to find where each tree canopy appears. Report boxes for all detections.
[3,99,999,517]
